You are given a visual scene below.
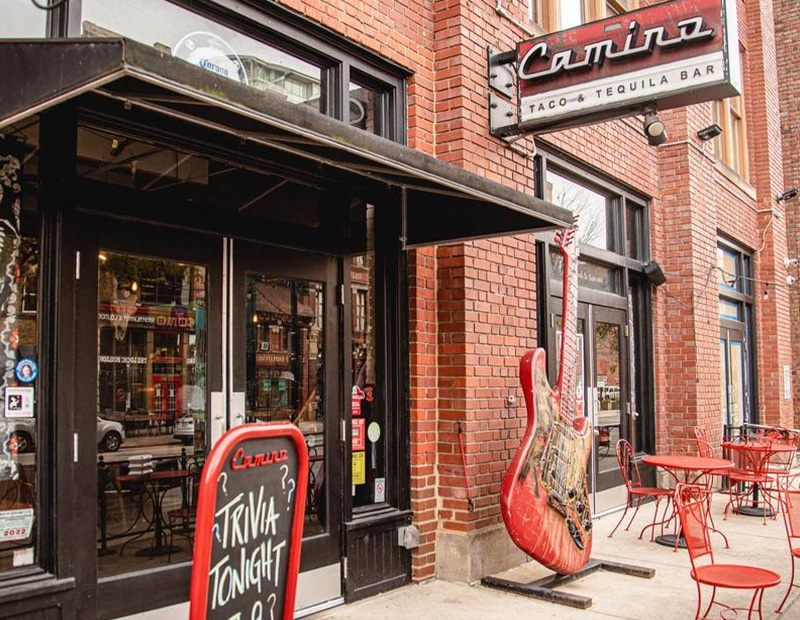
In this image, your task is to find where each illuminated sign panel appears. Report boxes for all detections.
[516,0,740,133]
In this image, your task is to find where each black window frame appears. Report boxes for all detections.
[717,236,757,428]
[534,145,656,454]
[56,0,409,142]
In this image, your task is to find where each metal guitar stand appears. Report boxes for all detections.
[481,558,655,609]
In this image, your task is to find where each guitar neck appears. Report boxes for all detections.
[556,231,580,424]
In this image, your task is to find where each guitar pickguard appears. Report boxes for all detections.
[539,420,593,550]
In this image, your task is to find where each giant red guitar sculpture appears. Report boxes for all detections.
[500,225,593,575]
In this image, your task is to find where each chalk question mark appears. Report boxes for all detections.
[286,478,296,508]
[280,464,289,490]
[267,593,277,620]
[218,471,228,496]
[212,523,221,542]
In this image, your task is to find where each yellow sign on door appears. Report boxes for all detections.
[352,451,366,485]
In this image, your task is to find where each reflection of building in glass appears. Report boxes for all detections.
[97,255,206,442]
[239,56,321,106]
[239,56,374,130]
[246,277,322,424]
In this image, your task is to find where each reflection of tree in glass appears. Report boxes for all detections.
[550,175,606,249]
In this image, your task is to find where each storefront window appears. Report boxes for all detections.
[0,130,39,573]
[0,0,48,38]
[96,252,206,575]
[546,170,613,251]
[81,0,323,110]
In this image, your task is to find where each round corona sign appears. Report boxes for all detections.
[173,31,249,85]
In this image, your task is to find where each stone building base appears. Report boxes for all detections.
[435,524,529,582]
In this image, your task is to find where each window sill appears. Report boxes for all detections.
[714,161,756,201]
[0,573,75,605]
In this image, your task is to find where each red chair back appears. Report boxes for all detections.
[675,483,714,566]
[695,438,713,458]
[781,483,800,542]
[694,425,709,445]
[615,439,643,491]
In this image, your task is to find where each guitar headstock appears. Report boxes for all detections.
[554,220,579,255]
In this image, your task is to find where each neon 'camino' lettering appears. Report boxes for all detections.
[230,447,288,470]
[519,16,716,82]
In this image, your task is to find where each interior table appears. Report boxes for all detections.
[642,454,733,549]
[115,469,190,557]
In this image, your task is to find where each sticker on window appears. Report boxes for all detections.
[0,508,34,542]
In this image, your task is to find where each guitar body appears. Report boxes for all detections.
[500,225,592,575]
[500,349,593,574]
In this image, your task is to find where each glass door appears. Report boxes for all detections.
[720,327,748,430]
[589,305,628,514]
[231,241,342,607]
[557,302,629,514]
[74,216,223,619]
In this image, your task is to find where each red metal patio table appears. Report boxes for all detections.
[721,439,795,519]
[642,454,733,549]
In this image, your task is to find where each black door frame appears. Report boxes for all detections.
[586,303,628,503]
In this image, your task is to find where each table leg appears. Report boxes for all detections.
[135,482,182,557]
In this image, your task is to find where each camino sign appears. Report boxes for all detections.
[512,0,740,134]
[189,422,309,620]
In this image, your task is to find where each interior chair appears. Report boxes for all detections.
[776,475,800,613]
[167,457,203,560]
[608,438,673,541]
[675,483,781,620]
[724,435,776,525]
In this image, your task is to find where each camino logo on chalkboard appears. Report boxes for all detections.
[190,423,309,620]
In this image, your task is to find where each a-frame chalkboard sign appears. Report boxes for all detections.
[190,422,309,620]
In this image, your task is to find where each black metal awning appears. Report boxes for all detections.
[0,38,571,247]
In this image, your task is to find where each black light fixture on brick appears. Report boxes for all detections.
[697,123,722,141]
[643,111,668,147]
[643,261,667,287]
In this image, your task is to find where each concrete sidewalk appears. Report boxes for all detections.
[305,492,796,620]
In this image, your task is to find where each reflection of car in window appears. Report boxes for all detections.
[598,386,620,402]
[173,411,205,445]
[7,416,125,453]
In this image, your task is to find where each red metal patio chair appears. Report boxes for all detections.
[694,425,710,447]
[776,475,800,613]
[672,439,730,549]
[675,483,781,620]
[723,435,776,525]
[608,438,673,541]
[764,432,799,501]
